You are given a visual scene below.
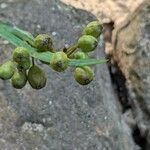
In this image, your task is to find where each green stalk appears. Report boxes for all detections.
[66,44,78,57]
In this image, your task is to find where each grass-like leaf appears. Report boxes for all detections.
[0,21,107,66]
[0,21,34,45]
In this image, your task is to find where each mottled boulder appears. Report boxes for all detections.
[112,1,150,149]
[62,0,144,25]
[0,0,136,149]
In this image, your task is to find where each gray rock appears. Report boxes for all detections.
[0,0,136,149]
[112,1,150,149]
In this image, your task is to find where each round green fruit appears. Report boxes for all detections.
[50,52,69,72]
[73,51,88,59]
[0,61,15,80]
[11,70,27,89]
[82,21,102,38]
[74,66,94,85]
[34,34,53,52]
[28,65,47,89]
[13,47,30,63]
[17,59,31,71]
[78,35,98,52]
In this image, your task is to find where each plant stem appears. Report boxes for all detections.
[66,44,78,57]
[32,57,35,66]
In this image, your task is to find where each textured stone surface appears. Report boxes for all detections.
[112,1,150,149]
[62,0,144,25]
[61,0,147,59]
[0,0,136,149]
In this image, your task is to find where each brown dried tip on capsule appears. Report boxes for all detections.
[34,34,54,52]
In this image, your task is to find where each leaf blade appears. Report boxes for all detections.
[0,21,34,46]
[0,21,107,66]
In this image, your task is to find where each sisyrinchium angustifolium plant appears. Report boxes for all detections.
[0,20,107,89]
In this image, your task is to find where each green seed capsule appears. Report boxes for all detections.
[50,52,69,72]
[17,59,31,71]
[82,21,102,38]
[73,51,88,59]
[34,34,53,52]
[0,61,15,80]
[28,65,47,89]
[11,70,27,89]
[78,35,98,52]
[13,47,30,63]
[74,66,94,85]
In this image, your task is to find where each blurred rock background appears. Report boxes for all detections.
[62,0,143,25]
[62,0,150,149]
[0,0,149,150]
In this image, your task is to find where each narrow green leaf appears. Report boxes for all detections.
[0,20,107,66]
[0,28,53,60]
[0,21,34,46]
[69,59,108,66]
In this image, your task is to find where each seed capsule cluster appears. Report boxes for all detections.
[0,21,102,89]
[0,47,47,89]
[74,21,101,85]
